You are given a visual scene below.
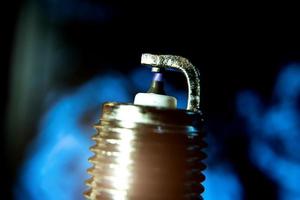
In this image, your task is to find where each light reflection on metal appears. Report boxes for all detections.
[85,54,205,199]
[14,63,244,200]
[85,103,205,199]
[141,54,201,112]
[15,74,131,200]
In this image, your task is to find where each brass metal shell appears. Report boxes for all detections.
[85,103,206,200]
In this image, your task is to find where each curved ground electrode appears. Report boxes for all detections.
[141,53,201,112]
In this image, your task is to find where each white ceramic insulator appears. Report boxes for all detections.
[134,93,177,109]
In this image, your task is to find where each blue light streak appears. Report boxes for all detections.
[236,65,300,200]
[16,68,242,200]
[16,73,130,200]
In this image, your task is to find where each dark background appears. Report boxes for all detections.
[1,1,300,200]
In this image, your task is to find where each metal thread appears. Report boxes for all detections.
[85,103,206,200]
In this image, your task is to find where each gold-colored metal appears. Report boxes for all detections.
[85,103,205,199]
[85,54,205,199]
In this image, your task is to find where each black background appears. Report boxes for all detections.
[1,1,300,199]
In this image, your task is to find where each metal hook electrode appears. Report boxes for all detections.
[141,53,201,112]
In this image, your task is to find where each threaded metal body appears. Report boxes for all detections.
[85,103,206,200]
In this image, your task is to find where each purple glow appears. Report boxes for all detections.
[15,68,242,200]
[153,72,163,82]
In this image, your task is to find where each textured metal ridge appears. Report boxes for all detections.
[85,103,206,200]
[141,54,201,112]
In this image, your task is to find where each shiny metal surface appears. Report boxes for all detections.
[85,103,206,199]
[141,54,201,112]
